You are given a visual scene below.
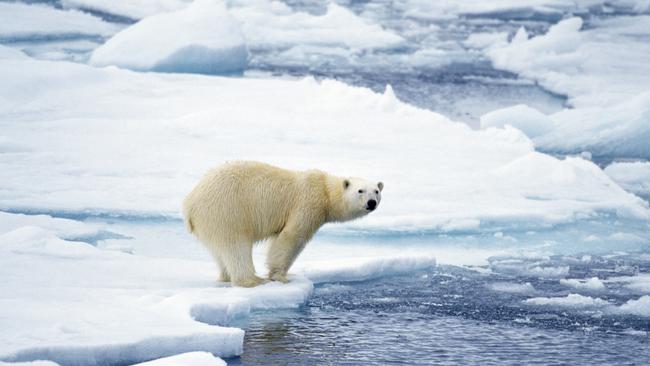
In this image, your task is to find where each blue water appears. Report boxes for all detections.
[230,260,650,365]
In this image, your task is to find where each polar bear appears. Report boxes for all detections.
[182,161,383,287]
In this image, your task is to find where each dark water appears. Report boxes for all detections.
[229,260,650,365]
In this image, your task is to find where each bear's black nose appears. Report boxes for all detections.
[367,199,377,210]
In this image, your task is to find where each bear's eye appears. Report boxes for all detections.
[358,189,364,194]
[375,190,379,194]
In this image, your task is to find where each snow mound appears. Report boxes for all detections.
[132,351,225,366]
[604,162,650,199]
[90,0,247,74]
[483,16,650,159]
[0,2,120,42]
[524,294,610,308]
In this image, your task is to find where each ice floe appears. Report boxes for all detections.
[1,57,647,233]
[89,0,247,74]
[482,16,650,159]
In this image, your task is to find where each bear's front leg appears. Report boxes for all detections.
[266,217,319,283]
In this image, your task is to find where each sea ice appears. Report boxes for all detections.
[616,296,650,317]
[1,57,647,234]
[89,0,247,74]
[560,277,606,291]
[524,293,610,308]
[483,16,650,159]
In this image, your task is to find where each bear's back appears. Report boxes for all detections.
[184,161,305,241]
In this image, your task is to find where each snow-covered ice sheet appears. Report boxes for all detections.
[1,55,647,233]
[482,16,650,159]
[90,0,248,74]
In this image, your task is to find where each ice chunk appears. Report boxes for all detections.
[301,256,436,284]
[604,162,650,198]
[617,296,650,317]
[484,16,650,158]
[228,1,404,51]
[489,282,536,294]
[0,2,120,42]
[524,294,610,308]
[560,277,605,291]
[89,0,248,74]
[132,351,225,366]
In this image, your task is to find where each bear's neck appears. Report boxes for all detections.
[325,175,351,223]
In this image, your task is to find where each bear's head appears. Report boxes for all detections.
[339,178,383,220]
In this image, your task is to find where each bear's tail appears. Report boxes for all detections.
[181,200,195,233]
[184,215,194,233]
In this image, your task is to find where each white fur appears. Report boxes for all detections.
[182,161,382,287]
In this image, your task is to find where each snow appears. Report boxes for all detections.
[604,162,650,198]
[524,294,610,308]
[0,2,120,42]
[560,277,606,291]
[483,16,650,159]
[1,57,647,233]
[132,351,225,366]
[89,0,247,74]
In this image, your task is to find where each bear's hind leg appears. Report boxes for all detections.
[205,247,231,282]
[223,240,266,288]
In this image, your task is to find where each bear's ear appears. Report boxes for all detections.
[377,181,384,192]
[343,179,350,190]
